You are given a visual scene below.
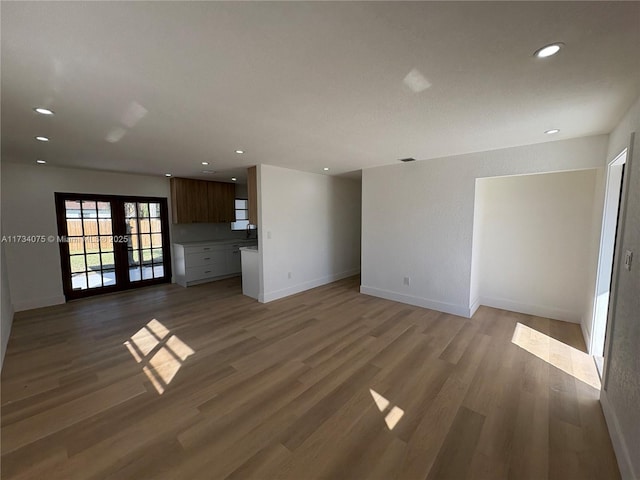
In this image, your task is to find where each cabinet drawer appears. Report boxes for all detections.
[184,244,226,255]
[185,251,225,268]
[186,264,223,282]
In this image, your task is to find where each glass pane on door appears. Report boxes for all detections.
[126,202,166,282]
[64,199,116,291]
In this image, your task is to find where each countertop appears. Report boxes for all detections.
[239,246,259,252]
[173,238,258,247]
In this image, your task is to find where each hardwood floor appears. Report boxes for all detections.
[1,276,619,479]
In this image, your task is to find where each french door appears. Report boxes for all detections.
[55,193,172,300]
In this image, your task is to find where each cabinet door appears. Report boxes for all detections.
[222,183,236,222]
[247,166,257,226]
[192,180,209,223]
[226,246,242,273]
[171,178,209,223]
[170,178,194,223]
[206,182,223,223]
[207,182,236,223]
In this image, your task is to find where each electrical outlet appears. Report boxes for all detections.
[403,276,410,286]
[624,250,633,271]
[288,272,292,279]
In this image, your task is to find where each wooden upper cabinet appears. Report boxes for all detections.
[206,182,235,223]
[192,180,208,223]
[223,183,236,222]
[247,166,257,226]
[170,177,236,224]
[170,178,194,223]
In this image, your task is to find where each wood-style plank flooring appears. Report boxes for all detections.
[1,276,620,479]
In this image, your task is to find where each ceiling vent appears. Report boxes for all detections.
[399,157,416,162]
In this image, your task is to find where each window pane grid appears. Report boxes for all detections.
[126,202,165,281]
[60,196,168,294]
[66,200,111,290]
[231,198,250,231]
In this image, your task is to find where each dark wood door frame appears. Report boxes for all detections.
[54,192,172,301]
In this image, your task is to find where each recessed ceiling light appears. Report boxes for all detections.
[231,177,237,181]
[201,161,209,165]
[165,173,172,177]
[235,150,244,154]
[36,159,47,164]
[35,136,49,142]
[202,170,215,174]
[545,129,560,134]
[534,43,564,58]
[323,167,330,171]
[34,107,54,115]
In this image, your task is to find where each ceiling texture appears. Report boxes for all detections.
[2,1,639,182]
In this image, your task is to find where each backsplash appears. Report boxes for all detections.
[171,222,249,244]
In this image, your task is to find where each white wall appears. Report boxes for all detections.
[474,170,598,323]
[1,243,14,370]
[599,97,640,480]
[0,162,172,311]
[361,135,608,317]
[257,164,361,302]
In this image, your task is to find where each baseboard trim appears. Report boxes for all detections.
[580,320,592,355]
[261,269,360,303]
[479,296,581,323]
[469,297,481,318]
[600,389,637,480]
[1,302,14,370]
[359,285,470,318]
[13,295,66,312]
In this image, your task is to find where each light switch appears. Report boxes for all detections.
[267,231,272,239]
[624,250,633,271]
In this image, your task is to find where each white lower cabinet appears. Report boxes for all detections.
[227,247,242,273]
[173,240,256,287]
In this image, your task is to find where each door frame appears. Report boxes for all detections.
[589,148,627,358]
[54,192,172,301]
[602,133,634,390]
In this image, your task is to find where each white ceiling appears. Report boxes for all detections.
[2,2,639,183]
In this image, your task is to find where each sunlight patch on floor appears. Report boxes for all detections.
[123,340,142,363]
[511,322,600,390]
[369,388,405,430]
[130,326,161,356]
[146,318,170,340]
[125,319,195,395]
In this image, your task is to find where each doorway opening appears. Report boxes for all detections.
[590,149,627,376]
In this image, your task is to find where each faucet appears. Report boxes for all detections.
[246,223,254,239]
